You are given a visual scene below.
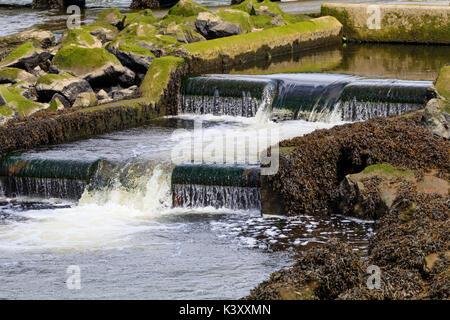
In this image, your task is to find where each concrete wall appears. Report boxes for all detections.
[321,3,450,44]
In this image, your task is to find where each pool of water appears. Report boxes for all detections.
[0,117,374,299]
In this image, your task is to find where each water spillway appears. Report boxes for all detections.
[0,155,101,200]
[179,76,277,118]
[178,73,433,122]
[172,164,261,210]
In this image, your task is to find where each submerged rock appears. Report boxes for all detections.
[0,43,51,72]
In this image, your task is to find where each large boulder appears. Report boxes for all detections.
[72,92,98,108]
[0,28,55,60]
[0,43,51,72]
[216,8,253,33]
[96,8,124,30]
[108,43,155,74]
[0,67,37,84]
[337,164,449,219]
[51,46,135,88]
[0,84,46,119]
[124,9,157,27]
[164,23,205,43]
[60,28,103,48]
[168,0,210,17]
[109,22,180,58]
[421,98,450,139]
[195,12,243,39]
[35,72,93,104]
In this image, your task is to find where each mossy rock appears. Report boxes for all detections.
[48,96,65,111]
[157,14,197,29]
[140,56,184,101]
[52,46,121,76]
[0,42,51,72]
[73,92,98,108]
[124,9,157,27]
[360,164,415,177]
[1,43,36,66]
[60,27,102,48]
[97,8,124,29]
[111,23,180,57]
[435,65,449,100]
[0,84,45,117]
[165,23,206,43]
[36,72,75,86]
[321,3,450,44]
[0,67,36,84]
[233,0,258,15]
[216,8,253,33]
[167,0,211,17]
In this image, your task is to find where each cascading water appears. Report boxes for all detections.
[178,73,433,122]
[178,75,277,119]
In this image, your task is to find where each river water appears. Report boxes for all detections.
[0,0,447,300]
[0,116,375,299]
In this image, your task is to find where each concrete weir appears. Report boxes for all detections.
[0,155,101,199]
[321,3,450,44]
[172,163,285,213]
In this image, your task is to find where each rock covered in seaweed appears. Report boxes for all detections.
[0,43,51,72]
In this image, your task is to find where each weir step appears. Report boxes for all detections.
[0,156,102,200]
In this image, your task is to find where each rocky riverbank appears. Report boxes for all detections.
[246,67,449,300]
[0,0,342,154]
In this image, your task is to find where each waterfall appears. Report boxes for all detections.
[178,75,277,119]
[172,185,261,210]
[0,156,101,200]
[178,74,433,123]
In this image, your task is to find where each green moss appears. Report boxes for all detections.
[0,67,20,80]
[140,56,184,101]
[253,0,284,16]
[118,44,154,57]
[52,46,120,75]
[61,28,98,47]
[361,164,414,177]
[0,85,44,117]
[233,0,257,15]
[97,8,124,26]
[0,104,14,117]
[216,8,253,33]
[183,17,340,58]
[250,14,273,28]
[321,6,355,38]
[48,97,64,111]
[282,13,311,24]
[322,4,450,44]
[36,73,74,86]
[1,42,36,65]
[435,65,450,100]
[157,14,197,27]
[167,0,210,17]
[124,9,156,26]
[279,146,295,154]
